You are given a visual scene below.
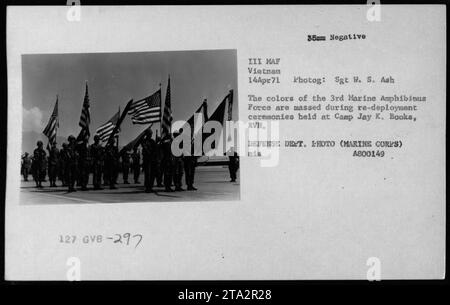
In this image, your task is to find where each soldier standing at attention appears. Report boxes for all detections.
[113,141,120,185]
[228,151,239,182]
[172,130,185,192]
[47,142,60,187]
[155,133,164,187]
[160,133,174,192]
[76,138,89,191]
[183,153,197,190]
[33,141,46,188]
[30,156,36,183]
[141,129,158,193]
[173,155,184,191]
[59,143,68,186]
[21,152,32,181]
[103,161,110,187]
[131,147,141,184]
[65,135,79,192]
[121,149,131,184]
[104,139,119,189]
[179,128,197,191]
[90,135,104,190]
[41,154,48,182]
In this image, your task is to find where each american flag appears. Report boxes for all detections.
[128,89,161,124]
[42,96,59,145]
[161,77,172,139]
[95,109,120,142]
[78,82,91,139]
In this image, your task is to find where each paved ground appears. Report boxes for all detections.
[20,166,240,205]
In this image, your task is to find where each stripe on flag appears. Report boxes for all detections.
[161,77,172,138]
[95,110,121,142]
[78,83,91,139]
[128,89,161,124]
[42,96,59,145]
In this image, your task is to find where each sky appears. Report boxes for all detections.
[22,49,237,151]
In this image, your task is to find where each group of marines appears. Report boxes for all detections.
[21,129,239,193]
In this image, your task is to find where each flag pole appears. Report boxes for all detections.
[55,94,58,145]
[159,81,162,138]
[117,106,120,148]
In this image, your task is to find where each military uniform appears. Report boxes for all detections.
[170,130,189,191]
[183,156,197,190]
[65,139,79,192]
[104,144,119,189]
[131,149,141,184]
[121,150,131,184]
[173,155,184,191]
[160,136,174,192]
[103,165,110,186]
[33,143,46,188]
[76,141,89,190]
[155,139,164,187]
[90,138,104,190]
[40,155,48,182]
[21,153,32,181]
[141,133,158,192]
[228,152,239,182]
[59,143,68,186]
[47,145,60,187]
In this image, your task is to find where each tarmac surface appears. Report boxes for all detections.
[20,166,240,205]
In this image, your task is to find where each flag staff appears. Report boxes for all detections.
[117,106,120,148]
[159,81,162,138]
[55,94,59,143]
[43,94,59,150]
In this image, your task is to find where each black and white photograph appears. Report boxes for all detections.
[20,50,239,204]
